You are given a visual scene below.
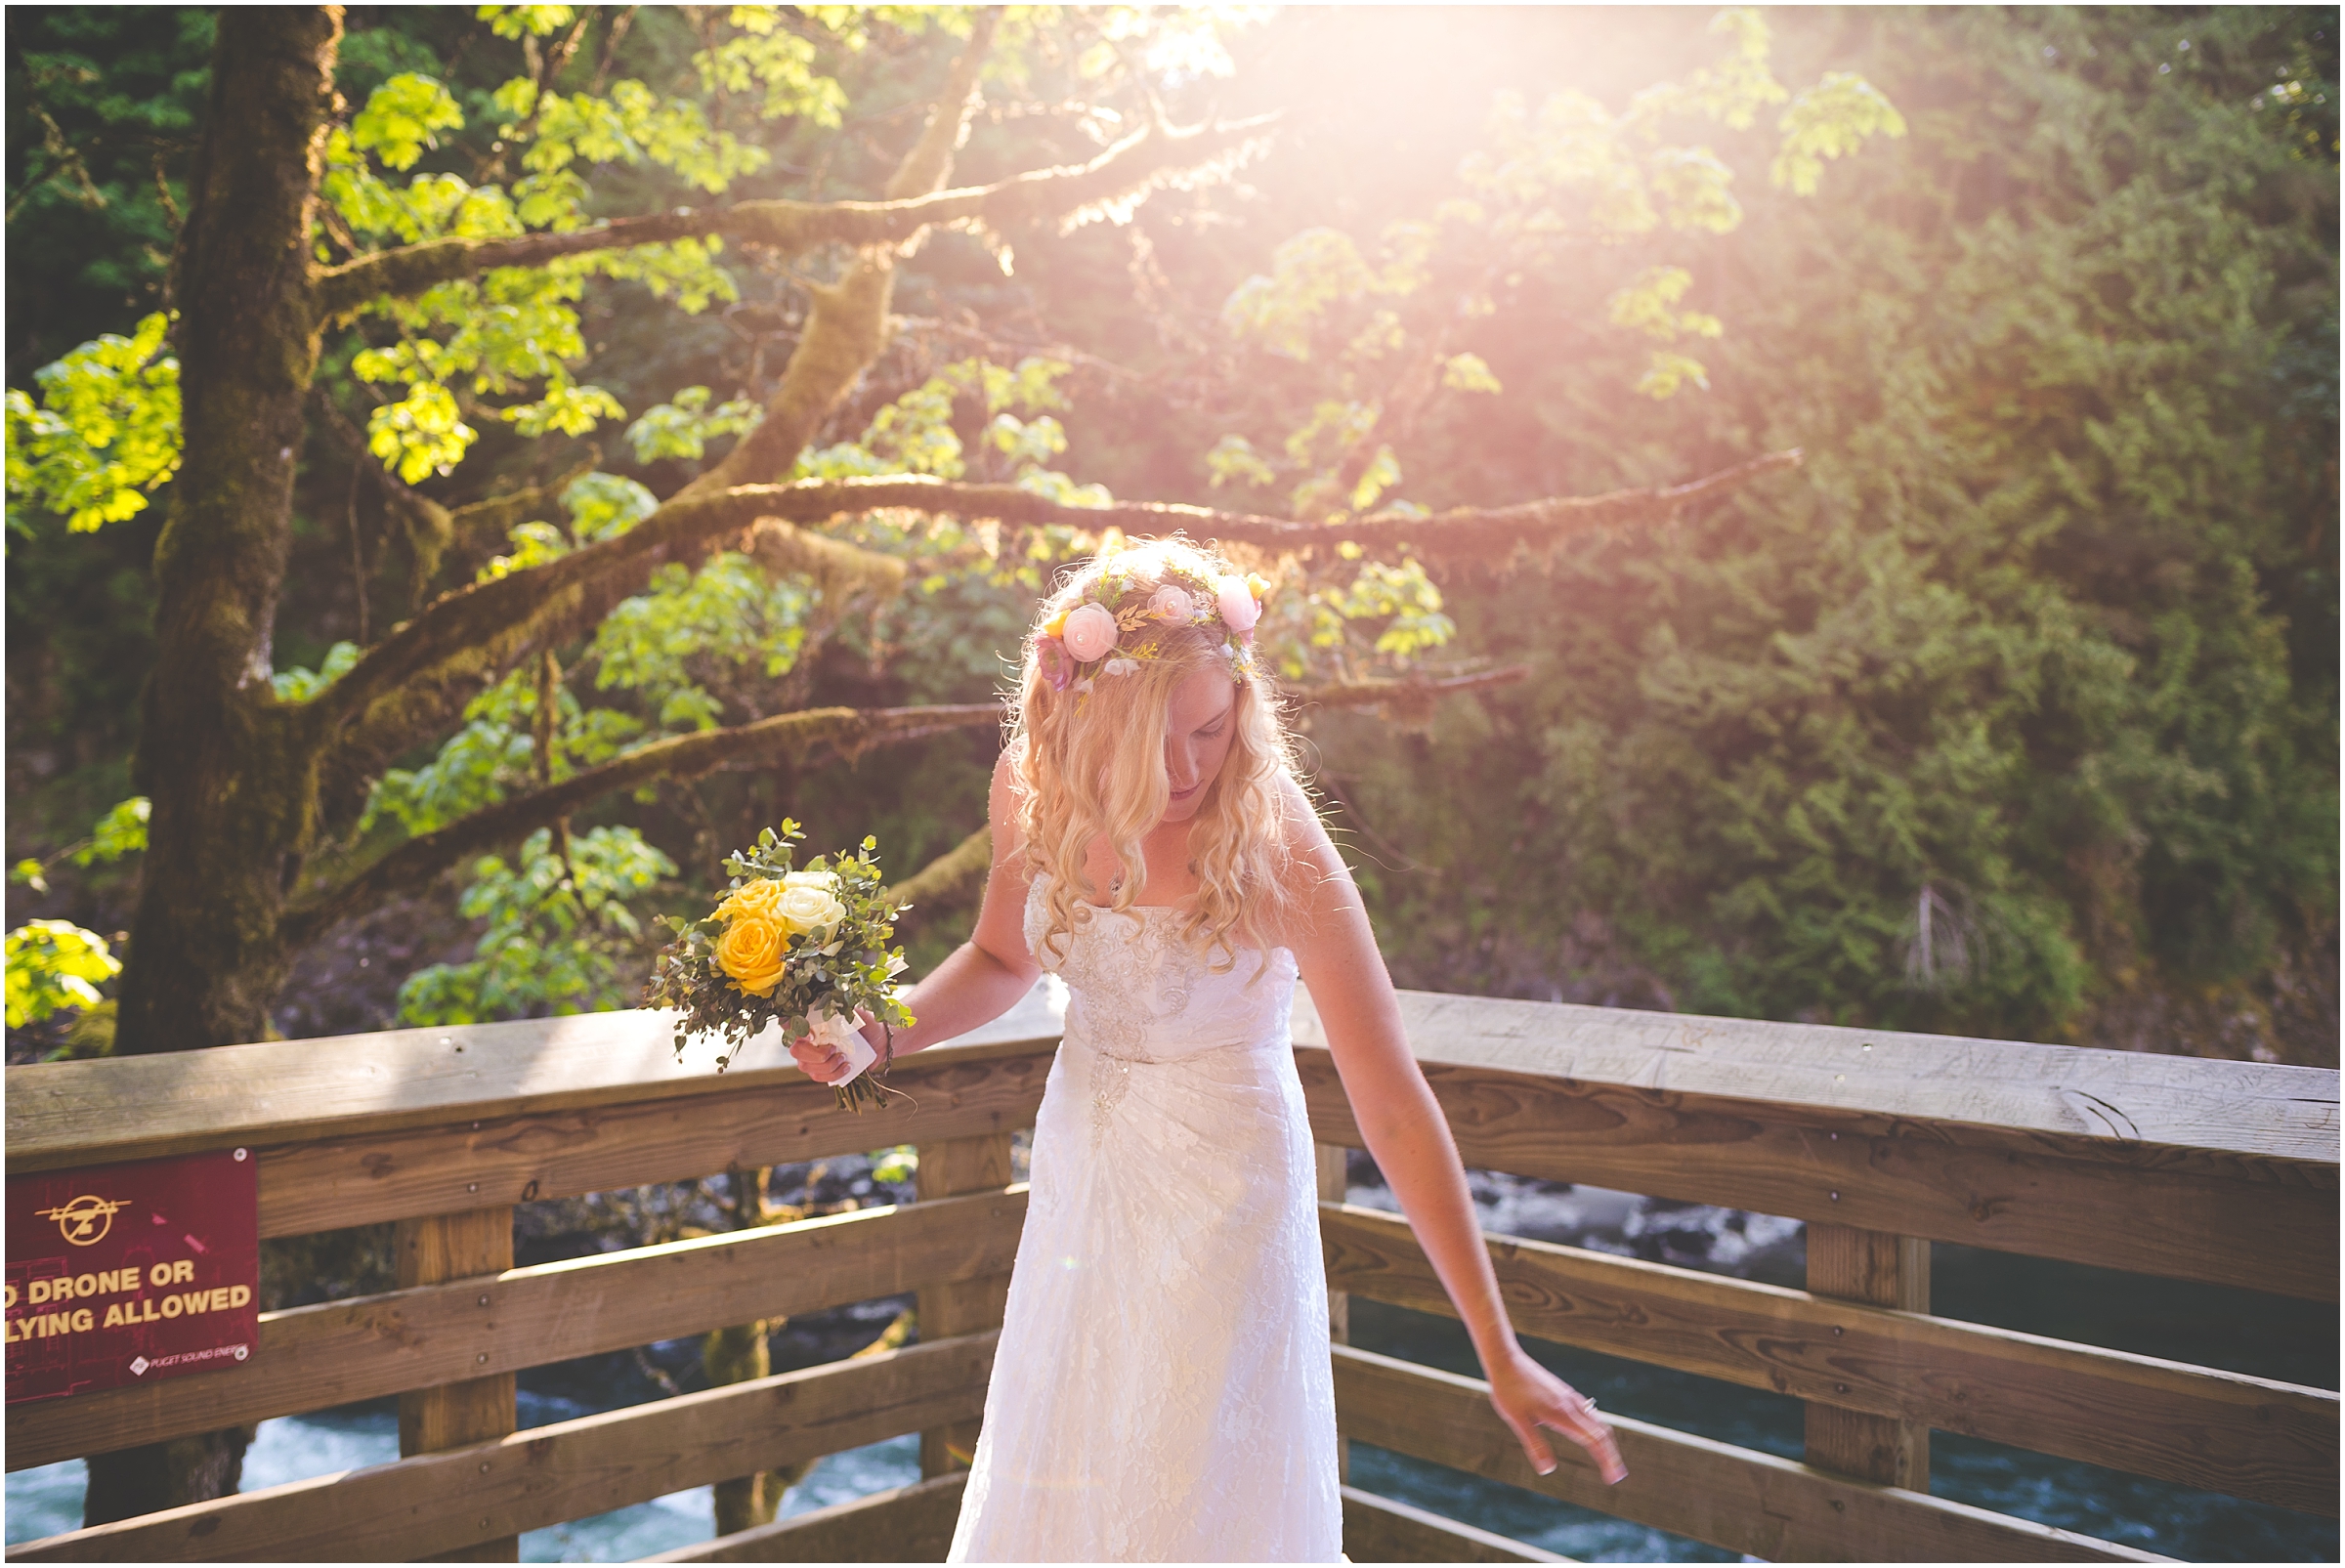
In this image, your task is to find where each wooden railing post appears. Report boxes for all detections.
[396,1205,517,1562]
[916,1132,1013,1477]
[1804,1223,1929,1491]
[1315,1142,1351,1484]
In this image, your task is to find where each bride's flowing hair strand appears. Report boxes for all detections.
[1004,537,1299,969]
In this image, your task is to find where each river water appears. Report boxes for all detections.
[8,1169,2335,1560]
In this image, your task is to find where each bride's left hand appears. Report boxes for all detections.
[1487,1345,1627,1486]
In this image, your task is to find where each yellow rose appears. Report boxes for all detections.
[776,880,847,936]
[716,877,786,922]
[714,912,788,996]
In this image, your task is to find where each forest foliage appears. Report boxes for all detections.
[5,5,2336,1063]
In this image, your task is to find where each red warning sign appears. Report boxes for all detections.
[6,1149,259,1404]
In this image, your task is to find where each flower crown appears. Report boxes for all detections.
[1034,563,1272,695]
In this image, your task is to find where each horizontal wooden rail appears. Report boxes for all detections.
[4,991,1065,1173]
[1298,1051,2338,1300]
[1341,1486,1571,1562]
[11,1330,998,1562]
[249,1047,1047,1238]
[1332,1344,2167,1564]
[1297,990,2337,1161]
[7,1188,1027,1472]
[649,1472,1574,1565]
[649,1472,970,1563]
[1322,1203,2337,1515]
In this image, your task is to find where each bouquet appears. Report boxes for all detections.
[643,822,915,1111]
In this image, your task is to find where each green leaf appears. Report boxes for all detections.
[1440,353,1503,395]
[1205,434,1278,489]
[273,642,362,701]
[478,5,575,41]
[624,385,762,463]
[69,797,150,867]
[367,382,477,482]
[5,920,121,1030]
[5,313,182,534]
[352,73,465,173]
[1772,70,1908,195]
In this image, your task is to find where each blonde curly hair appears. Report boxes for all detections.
[1005,536,1300,970]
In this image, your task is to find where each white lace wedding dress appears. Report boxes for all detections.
[946,876,1343,1562]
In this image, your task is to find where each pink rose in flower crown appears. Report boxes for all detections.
[1146,584,1194,622]
[1215,574,1261,638]
[1061,602,1120,662]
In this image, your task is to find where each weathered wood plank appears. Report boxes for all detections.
[1295,990,2339,1163]
[645,1471,969,1562]
[915,1133,1012,1477]
[396,1206,518,1562]
[1342,1485,1572,1562]
[249,1047,1049,1238]
[1806,1224,1929,1493]
[1320,1204,2337,1515]
[4,987,1066,1173]
[9,1332,998,1562]
[1298,1052,2339,1299]
[1332,1345,2168,1563]
[1318,1142,1352,1486]
[8,1190,1027,1472]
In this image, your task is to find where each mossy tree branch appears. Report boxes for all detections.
[881,826,995,928]
[1284,664,1532,729]
[664,447,1803,562]
[282,702,1004,951]
[316,110,1274,321]
[1288,664,1533,705]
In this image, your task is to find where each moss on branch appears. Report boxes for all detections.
[881,826,994,923]
[1284,665,1533,730]
[282,702,1002,950]
[693,448,1805,563]
[317,111,1275,320]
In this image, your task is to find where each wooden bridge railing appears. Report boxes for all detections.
[4,986,2335,1562]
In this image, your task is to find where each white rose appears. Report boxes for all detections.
[776,882,847,935]
[784,869,839,891]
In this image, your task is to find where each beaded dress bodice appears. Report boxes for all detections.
[1023,875,1300,1139]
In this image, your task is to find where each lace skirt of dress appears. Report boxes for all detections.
[946,932,1342,1561]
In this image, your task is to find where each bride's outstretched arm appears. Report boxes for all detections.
[793,755,1042,1081]
[1283,779,1628,1486]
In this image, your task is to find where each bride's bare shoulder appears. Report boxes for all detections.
[1271,772,1356,921]
[988,749,1030,853]
[1272,770,1338,858]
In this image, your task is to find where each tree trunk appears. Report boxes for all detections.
[90,5,341,1526]
[702,1166,808,1535]
[113,7,340,1059]
[83,1427,256,1529]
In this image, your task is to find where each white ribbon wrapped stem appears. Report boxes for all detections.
[807,1008,877,1086]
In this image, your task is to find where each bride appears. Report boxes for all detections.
[793,536,1625,1561]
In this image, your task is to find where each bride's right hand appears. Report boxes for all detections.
[788,1013,877,1083]
[787,1031,850,1083]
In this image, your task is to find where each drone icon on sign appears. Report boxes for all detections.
[36,1195,132,1247]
